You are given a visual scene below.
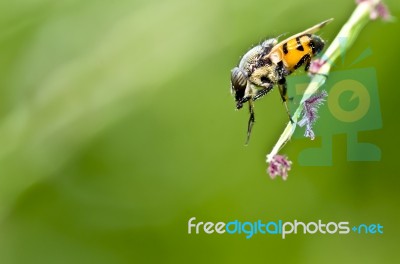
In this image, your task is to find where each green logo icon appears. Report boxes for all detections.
[289,67,382,166]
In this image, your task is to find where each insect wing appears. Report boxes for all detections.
[263,18,333,60]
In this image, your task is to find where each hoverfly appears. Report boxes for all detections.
[231,19,332,144]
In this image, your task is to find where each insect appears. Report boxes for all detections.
[230,19,333,144]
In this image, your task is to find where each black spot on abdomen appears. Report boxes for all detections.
[282,42,288,54]
[296,45,304,51]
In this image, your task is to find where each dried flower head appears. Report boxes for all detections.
[308,59,326,76]
[267,155,292,180]
[298,90,328,140]
[356,0,392,21]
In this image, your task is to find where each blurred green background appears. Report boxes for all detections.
[0,0,399,263]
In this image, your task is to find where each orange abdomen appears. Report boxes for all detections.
[278,34,324,72]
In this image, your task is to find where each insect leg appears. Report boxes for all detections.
[236,97,248,109]
[245,100,255,145]
[304,55,312,71]
[277,78,294,123]
[277,78,288,101]
[253,86,273,101]
[237,81,254,109]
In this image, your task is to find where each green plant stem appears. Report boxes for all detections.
[266,0,383,163]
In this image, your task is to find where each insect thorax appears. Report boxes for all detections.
[238,45,263,74]
[249,64,278,87]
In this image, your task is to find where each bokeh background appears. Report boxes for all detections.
[0,0,399,263]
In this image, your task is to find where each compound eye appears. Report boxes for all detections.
[230,67,248,103]
[231,67,247,91]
